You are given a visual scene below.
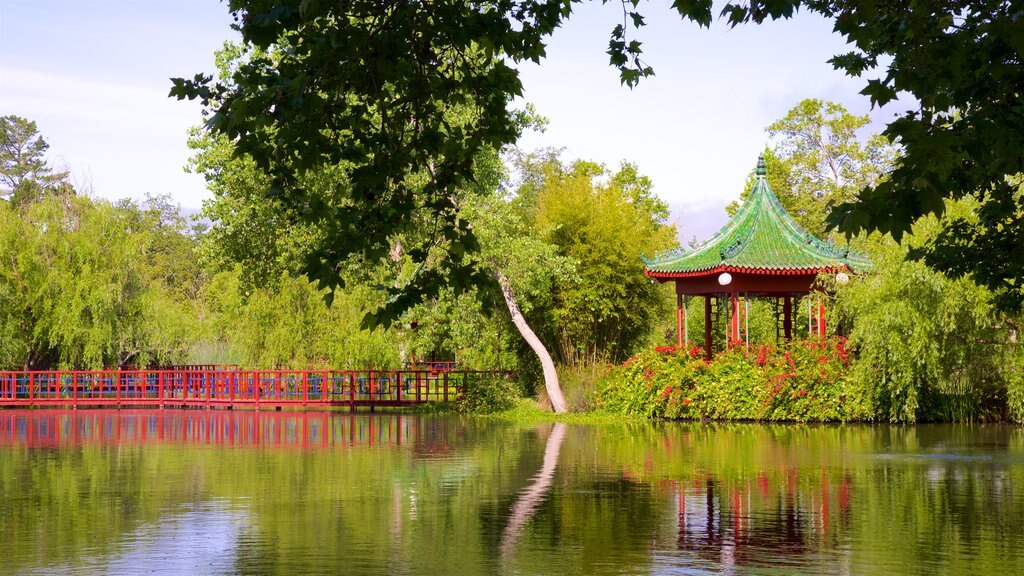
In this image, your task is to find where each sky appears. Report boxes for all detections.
[0,0,895,241]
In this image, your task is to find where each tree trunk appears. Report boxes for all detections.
[493,269,567,414]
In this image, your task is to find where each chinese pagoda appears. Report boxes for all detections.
[642,155,868,360]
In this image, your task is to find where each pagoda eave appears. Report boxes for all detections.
[644,263,849,279]
[645,264,850,295]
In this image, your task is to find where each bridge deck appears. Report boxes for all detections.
[0,369,510,409]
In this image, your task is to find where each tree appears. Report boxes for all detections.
[173,1,1024,315]
[516,154,678,361]
[915,180,1024,313]
[0,195,194,369]
[766,99,897,238]
[0,116,70,206]
[834,200,1018,423]
[729,100,897,240]
[464,192,575,413]
[187,128,321,290]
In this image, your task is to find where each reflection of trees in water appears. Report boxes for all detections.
[673,471,855,571]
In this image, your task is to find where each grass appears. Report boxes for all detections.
[482,398,646,424]
[401,397,645,424]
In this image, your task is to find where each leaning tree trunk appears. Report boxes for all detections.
[494,269,567,414]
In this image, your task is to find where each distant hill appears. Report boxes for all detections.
[667,202,729,248]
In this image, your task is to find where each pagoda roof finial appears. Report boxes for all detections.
[756,154,766,176]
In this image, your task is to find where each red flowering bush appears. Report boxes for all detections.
[598,338,870,422]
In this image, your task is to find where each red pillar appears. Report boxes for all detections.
[783,295,792,340]
[817,298,827,338]
[704,294,713,361]
[676,292,685,349]
[729,293,741,346]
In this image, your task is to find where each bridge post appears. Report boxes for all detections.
[349,372,356,412]
[302,371,308,406]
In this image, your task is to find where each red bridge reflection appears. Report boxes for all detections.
[0,409,453,451]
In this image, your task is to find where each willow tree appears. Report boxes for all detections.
[0,195,193,369]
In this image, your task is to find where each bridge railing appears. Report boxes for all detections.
[0,369,514,407]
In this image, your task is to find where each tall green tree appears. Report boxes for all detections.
[730,100,897,240]
[517,154,677,361]
[0,116,70,206]
[766,99,897,239]
[465,190,576,412]
[0,195,194,369]
[834,201,1019,422]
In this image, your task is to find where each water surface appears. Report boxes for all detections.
[1,410,1022,575]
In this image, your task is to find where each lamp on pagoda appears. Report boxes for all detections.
[836,272,850,285]
[718,272,733,286]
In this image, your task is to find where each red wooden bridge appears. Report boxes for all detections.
[0,368,510,409]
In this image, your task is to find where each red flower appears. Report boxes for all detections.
[755,345,770,367]
[835,340,850,365]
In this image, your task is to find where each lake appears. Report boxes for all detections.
[1,410,1022,575]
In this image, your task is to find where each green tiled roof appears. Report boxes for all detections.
[643,156,869,275]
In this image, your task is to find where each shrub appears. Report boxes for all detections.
[454,374,522,414]
[598,338,870,422]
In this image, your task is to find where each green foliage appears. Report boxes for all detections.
[0,194,198,369]
[187,128,327,291]
[813,3,1024,312]
[729,100,896,242]
[1008,349,1024,424]
[393,152,676,399]
[598,339,869,422]
[174,18,511,325]
[917,181,1024,313]
[834,205,1016,422]
[175,2,1024,314]
[512,153,677,361]
[453,374,522,414]
[402,286,518,371]
[202,267,399,369]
